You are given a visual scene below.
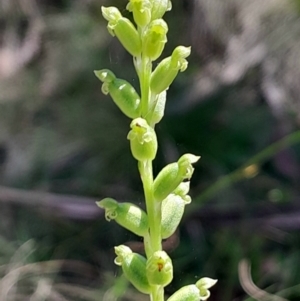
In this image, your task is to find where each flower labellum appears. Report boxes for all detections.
[146,250,173,286]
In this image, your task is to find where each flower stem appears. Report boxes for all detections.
[136,24,164,299]
[140,57,152,120]
[139,161,162,252]
[139,160,164,301]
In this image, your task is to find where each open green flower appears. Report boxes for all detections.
[143,19,168,61]
[146,251,173,286]
[127,118,158,161]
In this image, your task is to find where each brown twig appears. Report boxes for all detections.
[0,185,101,220]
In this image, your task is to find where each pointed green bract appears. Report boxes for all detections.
[149,90,167,125]
[161,194,190,239]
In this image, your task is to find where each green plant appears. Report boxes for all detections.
[95,1,217,300]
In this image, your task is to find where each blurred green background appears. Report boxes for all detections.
[1,0,300,300]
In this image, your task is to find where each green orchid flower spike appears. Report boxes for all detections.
[96,0,217,300]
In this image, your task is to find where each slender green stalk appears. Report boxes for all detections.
[140,57,152,120]
[137,32,164,299]
[139,161,162,252]
[133,25,166,300]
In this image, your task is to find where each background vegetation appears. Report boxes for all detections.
[1,0,300,300]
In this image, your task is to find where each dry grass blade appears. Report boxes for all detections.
[238,259,288,301]
[0,253,98,301]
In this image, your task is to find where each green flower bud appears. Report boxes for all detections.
[153,154,200,201]
[161,194,190,239]
[151,0,172,20]
[95,69,141,119]
[101,6,142,57]
[96,198,148,237]
[150,46,191,94]
[166,278,217,301]
[149,91,166,125]
[114,245,152,294]
[146,250,173,286]
[143,19,168,61]
[126,0,152,27]
[127,118,158,161]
